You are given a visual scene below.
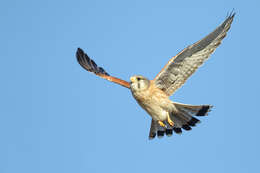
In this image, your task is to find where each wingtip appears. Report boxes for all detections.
[76,47,84,61]
[223,10,236,28]
[76,47,83,54]
[227,9,236,19]
[76,47,111,76]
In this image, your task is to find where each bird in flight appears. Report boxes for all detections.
[76,13,235,139]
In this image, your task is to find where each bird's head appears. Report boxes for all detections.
[130,75,150,92]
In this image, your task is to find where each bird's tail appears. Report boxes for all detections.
[149,102,213,139]
[170,102,213,134]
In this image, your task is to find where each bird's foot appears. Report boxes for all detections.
[167,116,174,127]
[158,120,166,128]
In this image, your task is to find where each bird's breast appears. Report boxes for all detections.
[131,85,172,120]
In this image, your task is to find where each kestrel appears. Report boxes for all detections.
[76,13,235,139]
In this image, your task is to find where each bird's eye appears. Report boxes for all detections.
[137,77,141,81]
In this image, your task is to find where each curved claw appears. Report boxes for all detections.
[158,120,166,128]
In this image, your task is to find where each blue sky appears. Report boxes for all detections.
[1,0,259,173]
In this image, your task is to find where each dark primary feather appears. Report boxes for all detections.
[76,48,131,88]
[76,48,110,76]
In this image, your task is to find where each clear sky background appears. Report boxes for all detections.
[1,0,259,173]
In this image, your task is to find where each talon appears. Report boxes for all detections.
[167,115,174,127]
[158,120,166,128]
[168,118,174,127]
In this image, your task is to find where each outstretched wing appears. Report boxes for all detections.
[153,13,235,96]
[76,48,130,88]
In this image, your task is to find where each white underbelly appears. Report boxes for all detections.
[142,104,168,121]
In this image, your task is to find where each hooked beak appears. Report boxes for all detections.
[130,76,135,84]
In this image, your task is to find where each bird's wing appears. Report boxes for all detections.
[76,48,130,89]
[153,13,235,96]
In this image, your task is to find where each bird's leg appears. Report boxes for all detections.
[167,114,174,127]
[158,120,166,128]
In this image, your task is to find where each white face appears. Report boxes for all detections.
[130,75,150,92]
